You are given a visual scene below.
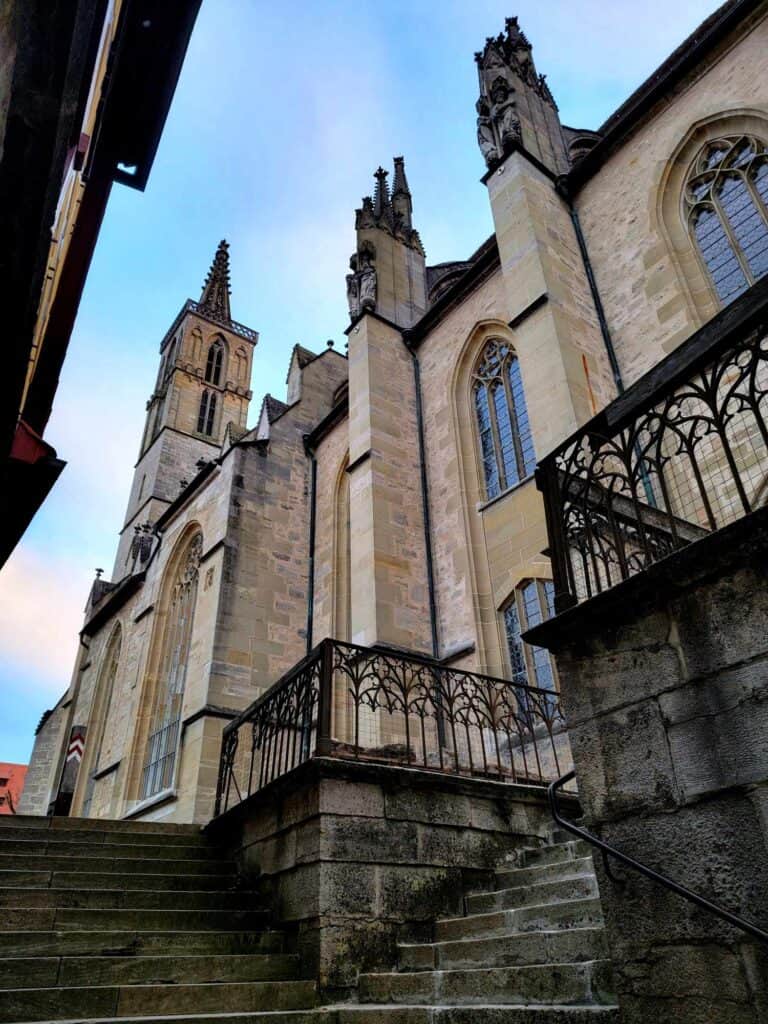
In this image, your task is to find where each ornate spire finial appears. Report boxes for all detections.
[373,167,391,221]
[198,239,232,322]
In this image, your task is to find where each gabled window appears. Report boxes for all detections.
[503,579,557,705]
[197,390,216,436]
[205,339,224,384]
[685,135,768,306]
[473,339,535,500]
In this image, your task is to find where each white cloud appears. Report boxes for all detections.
[0,546,85,697]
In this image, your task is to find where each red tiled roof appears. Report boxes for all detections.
[0,762,28,815]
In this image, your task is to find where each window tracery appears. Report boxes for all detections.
[685,135,768,305]
[140,532,202,799]
[502,579,557,707]
[472,339,535,499]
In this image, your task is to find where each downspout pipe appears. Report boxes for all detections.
[404,340,440,661]
[303,437,318,656]
[557,177,624,394]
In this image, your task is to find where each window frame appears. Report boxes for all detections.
[471,338,536,501]
[501,578,558,697]
[684,134,768,306]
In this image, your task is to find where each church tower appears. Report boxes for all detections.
[346,157,427,328]
[112,241,258,577]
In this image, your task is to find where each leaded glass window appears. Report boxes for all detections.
[140,533,202,800]
[473,340,535,499]
[197,390,216,436]
[205,340,224,384]
[503,580,557,708]
[685,135,768,305]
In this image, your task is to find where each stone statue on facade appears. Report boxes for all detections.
[346,246,377,319]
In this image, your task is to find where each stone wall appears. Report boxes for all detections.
[576,7,768,388]
[17,699,69,815]
[208,756,569,996]
[528,507,768,1024]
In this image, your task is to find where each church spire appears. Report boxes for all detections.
[198,239,232,322]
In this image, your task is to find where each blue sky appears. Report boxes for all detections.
[0,0,719,763]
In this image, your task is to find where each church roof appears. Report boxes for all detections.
[263,394,289,423]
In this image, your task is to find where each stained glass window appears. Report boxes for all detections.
[473,339,536,499]
[685,135,768,305]
[503,579,557,710]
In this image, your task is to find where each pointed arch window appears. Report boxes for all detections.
[82,625,122,817]
[141,532,202,799]
[197,390,216,436]
[235,346,247,382]
[205,339,224,384]
[685,135,768,306]
[503,579,557,712]
[473,339,535,499]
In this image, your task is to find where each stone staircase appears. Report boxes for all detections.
[0,814,317,1023]
[342,830,620,1022]
[0,818,619,1023]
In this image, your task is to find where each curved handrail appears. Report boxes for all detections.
[548,769,768,946]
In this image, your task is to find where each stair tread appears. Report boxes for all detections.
[438,894,601,926]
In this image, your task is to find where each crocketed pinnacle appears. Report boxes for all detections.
[373,167,391,221]
[391,155,410,197]
[198,239,232,322]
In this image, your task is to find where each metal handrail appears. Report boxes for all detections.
[548,769,768,946]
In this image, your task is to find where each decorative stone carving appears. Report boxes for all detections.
[474,16,556,169]
[346,244,377,319]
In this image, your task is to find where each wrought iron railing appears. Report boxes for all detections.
[549,771,768,945]
[214,639,572,817]
[537,283,768,612]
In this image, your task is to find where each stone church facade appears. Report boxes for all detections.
[20,0,768,835]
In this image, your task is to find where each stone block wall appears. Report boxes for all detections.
[209,757,567,996]
[529,507,768,1024]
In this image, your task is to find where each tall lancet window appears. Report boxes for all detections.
[472,339,535,500]
[197,390,216,436]
[205,339,224,384]
[141,531,202,799]
[685,135,768,305]
[81,624,122,817]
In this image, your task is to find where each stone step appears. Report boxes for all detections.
[358,960,614,1007]
[435,898,604,943]
[0,886,260,911]
[0,869,241,891]
[0,839,224,861]
[0,854,235,875]
[0,826,212,848]
[494,857,595,890]
[26,1014,334,1024]
[0,906,269,933]
[521,843,592,869]
[466,875,598,915]
[399,928,609,973]
[336,1008,620,1023]
[0,952,301,989]
[1,930,286,958]
[0,815,202,836]
[0,978,319,1022]
[15,1009,620,1024]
